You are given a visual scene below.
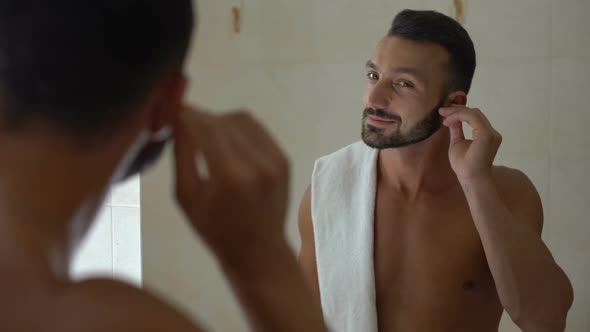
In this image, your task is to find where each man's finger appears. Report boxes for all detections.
[232,111,286,164]
[445,120,466,145]
[173,113,202,200]
[178,108,240,179]
[440,108,493,132]
[438,104,469,116]
[208,111,289,189]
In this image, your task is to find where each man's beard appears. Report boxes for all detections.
[361,99,446,149]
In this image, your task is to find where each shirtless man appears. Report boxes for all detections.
[299,10,573,332]
[0,1,327,331]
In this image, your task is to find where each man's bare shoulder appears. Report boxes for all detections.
[491,165,534,188]
[48,278,202,332]
[491,165,539,199]
[491,165,544,232]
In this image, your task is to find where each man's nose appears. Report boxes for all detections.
[366,81,391,110]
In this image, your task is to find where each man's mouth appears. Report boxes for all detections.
[367,115,399,126]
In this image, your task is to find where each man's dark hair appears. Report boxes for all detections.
[389,9,476,94]
[0,0,194,138]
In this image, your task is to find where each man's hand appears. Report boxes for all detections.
[173,106,290,260]
[171,106,328,332]
[439,105,503,185]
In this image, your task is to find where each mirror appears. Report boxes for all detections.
[141,1,588,331]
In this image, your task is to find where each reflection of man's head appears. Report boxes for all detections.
[0,1,195,181]
[362,10,476,149]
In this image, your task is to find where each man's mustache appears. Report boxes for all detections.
[364,108,402,122]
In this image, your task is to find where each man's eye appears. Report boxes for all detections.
[367,72,379,80]
[394,81,413,88]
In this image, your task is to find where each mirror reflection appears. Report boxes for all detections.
[1,1,587,332]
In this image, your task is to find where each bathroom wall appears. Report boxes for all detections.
[141,0,590,330]
[72,176,142,286]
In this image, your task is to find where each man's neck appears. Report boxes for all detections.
[0,132,115,281]
[377,128,458,201]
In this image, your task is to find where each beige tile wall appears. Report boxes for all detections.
[141,1,590,330]
[72,177,142,286]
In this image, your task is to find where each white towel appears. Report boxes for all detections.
[311,141,379,332]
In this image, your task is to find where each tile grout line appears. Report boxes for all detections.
[110,203,141,208]
[138,177,143,286]
[110,205,114,277]
[547,0,553,230]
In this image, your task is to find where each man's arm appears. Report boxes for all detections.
[463,168,573,332]
[218,238,326,332]
[298,185,322,307]
[440,105,574,332]
[174,108,327,332]
[57,278,206,332]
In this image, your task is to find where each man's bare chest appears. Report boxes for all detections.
[372,187,496,302]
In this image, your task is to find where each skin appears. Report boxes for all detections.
[299,36,574,332]
[0,67,328,330]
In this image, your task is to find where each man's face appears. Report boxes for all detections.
[362,36,450,149]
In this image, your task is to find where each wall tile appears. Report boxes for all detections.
[499,313,520,332]
[112,206,142,286]
[186,0,246,66]
[70,206,113,279]
[552,0,590,57]
[236,0,317,65]
[465,0,551,57]
[265,63,363,151]
[551,57,590,104]
[308,0,457,63]
[111,176,141,207]
[469,57,551,158]
[550,57,590,160]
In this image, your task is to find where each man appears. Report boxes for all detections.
[299,10,573,332]
[0,1,327,331]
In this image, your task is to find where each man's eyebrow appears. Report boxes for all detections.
[365,60,425,81]
[365,60,377,70]
[365,60,424,81]
[391,67,425,80]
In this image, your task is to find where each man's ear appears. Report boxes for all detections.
[445,91,467,106]
[149,71,188,138]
